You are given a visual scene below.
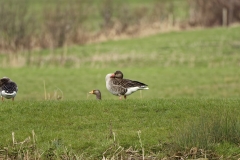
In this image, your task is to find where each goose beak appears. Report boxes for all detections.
[89,90,94,94]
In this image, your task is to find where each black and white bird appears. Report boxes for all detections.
[89,89,101,100]
[0,77,18,101]
[105,71,149,99]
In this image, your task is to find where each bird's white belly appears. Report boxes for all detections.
[125,87,140,95]
[1,91,17,99]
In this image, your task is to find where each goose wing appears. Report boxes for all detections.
[109,79,128,95]
[114,78,148,88]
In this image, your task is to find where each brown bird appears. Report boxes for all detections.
[89,89,101,100]
[105,70,149,100]
[0,77,18,101]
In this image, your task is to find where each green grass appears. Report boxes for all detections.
[1,66,240,101]
[1,26,240,158]
[1,99,240,159]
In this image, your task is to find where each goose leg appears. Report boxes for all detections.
[1,96,3,102]
[124,95,127,99]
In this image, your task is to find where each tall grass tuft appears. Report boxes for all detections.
[0,131,82,159]
[0,131,40,159]
[173,107,240,152]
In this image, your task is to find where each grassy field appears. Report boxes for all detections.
[1,99,240,159]
[1,66,240,101]
[1,26,240,159]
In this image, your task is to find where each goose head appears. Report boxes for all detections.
[89,89,101,100]
[113,71,123,79]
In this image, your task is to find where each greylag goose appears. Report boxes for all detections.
[89,89,101,100]
[105,71,149,99]
[0,77,18,101]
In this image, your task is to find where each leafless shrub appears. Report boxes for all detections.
[100,0,114,30]
[41,0,87,49]
[188,0,240,27]
[115,5,140,35]
[42,6,69,48]
[150,2,169,23]
[0,0,36,53]
[99,1,178,37]
[0,0,89,52]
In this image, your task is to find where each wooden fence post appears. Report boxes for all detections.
[222,8,228,27]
